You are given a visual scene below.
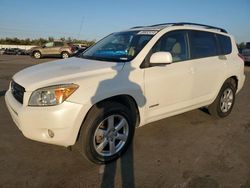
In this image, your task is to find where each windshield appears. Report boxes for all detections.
[80,31,156,62]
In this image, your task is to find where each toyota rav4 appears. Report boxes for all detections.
[5,23,245,163]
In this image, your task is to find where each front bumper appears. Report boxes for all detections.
[5,90,85,147]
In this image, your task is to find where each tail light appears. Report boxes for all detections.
[238,53,245,61]
[70,47,74,52]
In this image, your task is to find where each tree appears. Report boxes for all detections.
[237,42,245,49]
[48,37,54,42]
[60,37,66,42]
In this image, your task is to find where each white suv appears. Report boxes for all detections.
[5,23,245,163]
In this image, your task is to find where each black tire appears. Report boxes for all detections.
[76,101,136,164]
[61,51,69,59]
[33,51,41,59]
[208,79,236,118]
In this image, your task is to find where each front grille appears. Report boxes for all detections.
[11,81,25,104]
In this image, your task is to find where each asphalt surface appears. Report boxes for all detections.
[0,55,250,188]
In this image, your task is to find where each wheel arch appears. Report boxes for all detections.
[208,75,238,118]
[228,75,238,90]
[32,50,41,56]
[211,75,238,105]
[61,51,70,55]
[74,94,141,144]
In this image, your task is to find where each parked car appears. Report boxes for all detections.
[73,43,88,49]
[242,42,250,63]
[73,47,88,57]
[5,22,245,164]
[28,41,77,59]
[3,48,28,55]
[16,48,28,55]
[5,48,18,55]
[0,48,5,55]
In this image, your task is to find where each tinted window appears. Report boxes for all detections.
[152,31,189,62]
[217,34,232,55]
[54,42,64,47]
[190,31,218,59]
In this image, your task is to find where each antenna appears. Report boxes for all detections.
[77,16,85,39]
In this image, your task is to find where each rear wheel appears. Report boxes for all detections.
[61,52,69,59]
[76,101,135,164]
[208,79,236,118]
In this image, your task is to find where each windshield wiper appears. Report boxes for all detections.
[81,55,128,63]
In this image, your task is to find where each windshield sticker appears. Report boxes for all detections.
[137,31,158,35]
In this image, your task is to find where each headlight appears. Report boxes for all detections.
[28,84,79,106]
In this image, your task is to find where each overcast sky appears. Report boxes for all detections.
[0,0,249,43]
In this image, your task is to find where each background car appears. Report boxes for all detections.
[29,41,77,59]
[3,48,28,55]
[0,48,5,55]
[242,42,250,63]
[73,47,88,57]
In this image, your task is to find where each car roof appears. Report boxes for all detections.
[128,22,228,34]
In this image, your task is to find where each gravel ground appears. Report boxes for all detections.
[0,55,250,188]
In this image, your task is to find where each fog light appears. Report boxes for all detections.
[48,129,54,138]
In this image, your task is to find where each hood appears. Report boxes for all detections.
[13,57,124,91]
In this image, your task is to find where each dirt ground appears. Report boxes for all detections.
[0,55,250,188]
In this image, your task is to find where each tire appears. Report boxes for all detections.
[76,101,136,164]
[61,52,69,59]
[33,51,41,59]
[208,79,236,118]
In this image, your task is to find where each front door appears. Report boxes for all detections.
[41,42,55,55]
[144,30,194,122]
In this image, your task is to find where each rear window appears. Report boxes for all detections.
[217,34,232,55]
[54,42,64,47]
[190,31,218,59]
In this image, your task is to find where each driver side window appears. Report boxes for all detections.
[152,31,189,63]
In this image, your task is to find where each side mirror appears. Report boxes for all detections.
[150,52,173,65]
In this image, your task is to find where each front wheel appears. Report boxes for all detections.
[76,101,135,164]
[208,79,236,118]
[33,51,41,59]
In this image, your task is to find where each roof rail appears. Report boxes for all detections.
[172,22,228,33]
[130,23,173,29]
[130,26,145,29]
[132,22,228,33]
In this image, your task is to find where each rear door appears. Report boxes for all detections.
[188,30,226,102]
[52,42,64,55]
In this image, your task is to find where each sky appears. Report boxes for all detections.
[0,0,249,43]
